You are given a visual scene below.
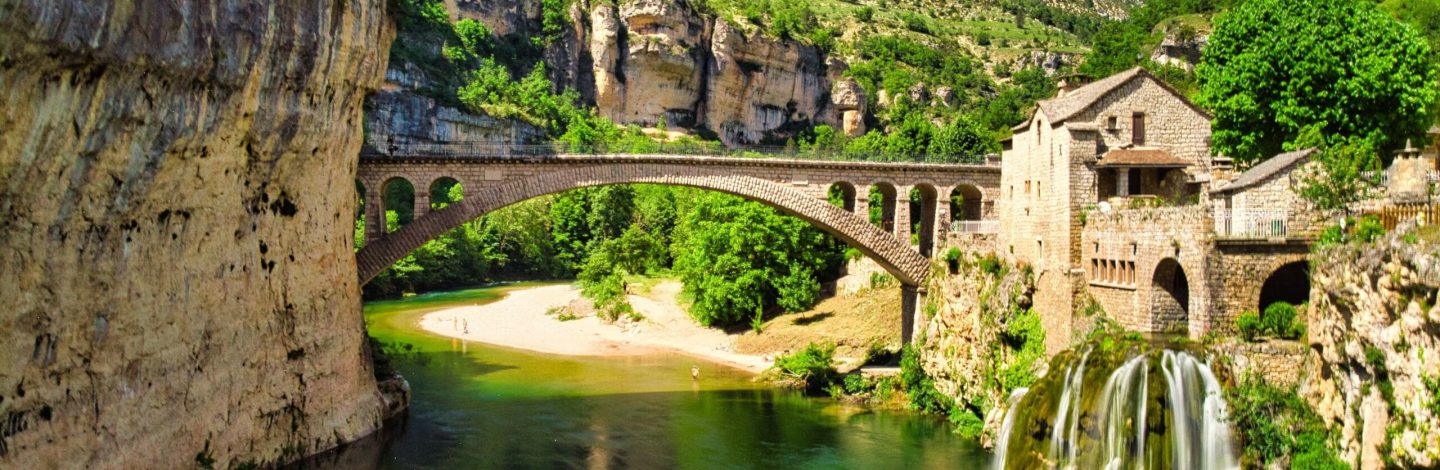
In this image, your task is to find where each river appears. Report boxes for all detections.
[296,283,992,469]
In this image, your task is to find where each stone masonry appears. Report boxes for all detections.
[357,154,999,286]
[998,67,1320,347]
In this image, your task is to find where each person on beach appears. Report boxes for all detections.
[691,365,700,381]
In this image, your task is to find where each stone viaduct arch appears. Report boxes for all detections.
[354,154,1001,340]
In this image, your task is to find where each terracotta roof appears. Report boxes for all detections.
[1213,148,1316,194]
[1013,67,1211,131]
[1096,148,1191,167]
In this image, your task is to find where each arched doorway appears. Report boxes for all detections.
[828,182,857,212]
[909,185,938,257]
[1151,258,1189,332]
[381,177,415,233]
[430,177,464,210]
[1258,261,1310,312]
[869,183,897,232]
[950,185,983,222]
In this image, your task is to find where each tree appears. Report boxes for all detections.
[1198,0,1439,164]
[927,117,997,163]
[1294,125,1382,214]
[671,193,843,327]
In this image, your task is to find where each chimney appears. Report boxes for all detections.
[1056,73,1091,97]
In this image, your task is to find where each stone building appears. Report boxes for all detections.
[996,67,1318,350]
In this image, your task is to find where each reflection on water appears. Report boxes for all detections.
[295,284,990,469]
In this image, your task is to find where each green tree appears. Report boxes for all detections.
[671,193,843,327]
[1294,125,1383,214]
[927,117,997,163]
[1198,0,1439,164]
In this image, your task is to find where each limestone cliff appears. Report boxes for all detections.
[1306,225,1440,468]
[916,252,1039,445]
[403,0,863,147]
[0,1,393,468]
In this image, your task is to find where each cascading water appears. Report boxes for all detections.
[991,343,1238,470]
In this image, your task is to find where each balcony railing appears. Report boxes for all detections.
[951,220,999,234]
[1214,209,1290,238]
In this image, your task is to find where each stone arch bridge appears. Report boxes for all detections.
[355,153,1000,339]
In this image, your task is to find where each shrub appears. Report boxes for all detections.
[944,247,964,273]
[1262,302,1297,337]
[900,345,953,413]
[950,408,984,438]
[978,253,1004,277]
[1354,214,1385,243]
[1227,377,1348,468]
[775,342,839,392]
[1237,311,1262,341]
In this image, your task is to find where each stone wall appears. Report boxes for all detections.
[1306,225,1440,468]
[0,1,392,468]
[1080,206,1211,334]
[1205,243,1310,331]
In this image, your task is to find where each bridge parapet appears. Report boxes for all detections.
[363,141,1002,166]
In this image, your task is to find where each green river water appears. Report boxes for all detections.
[296,283,992,469]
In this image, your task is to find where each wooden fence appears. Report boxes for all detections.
[1373,202,1440,230]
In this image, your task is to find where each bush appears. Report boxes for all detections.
[1354,214,1385,243]
[950,408,984,438]
[1227,377,1349,468]
[1262,302,1297,337]
[900,345,953,413]
[1237,311,1262,341]
[944,247,964,273]
[774,342,839,392]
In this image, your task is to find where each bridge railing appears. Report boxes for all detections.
[950,220,999,234]
[361,140,999,165]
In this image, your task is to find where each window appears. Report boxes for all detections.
[1127,168,1142,195]
[1107,116,1119,130]
[1025,181,1031,194]
[1132,112,1146,145]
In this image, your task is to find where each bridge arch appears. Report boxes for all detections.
[380,177,416,231]
[355,164,932,287]
[428,177,464,210]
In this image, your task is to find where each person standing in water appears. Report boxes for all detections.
[691,365,700,381]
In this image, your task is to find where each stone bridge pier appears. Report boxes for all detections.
[354,154,1000,342]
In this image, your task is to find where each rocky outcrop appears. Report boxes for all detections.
[366,91,545,150]
[1306,225,1440,468]
[451,0,849,146]
[1149,31,1207,72]
[0,1,392,468]
[918,252,1037,445]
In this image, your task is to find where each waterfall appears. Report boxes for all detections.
[1160,350,1238,470]
[1097,354,1149,469]
[1046,347,1092,466]
[991,347,1239,470]
[990,387,1029,470]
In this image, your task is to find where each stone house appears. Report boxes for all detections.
[996,67,1316,349]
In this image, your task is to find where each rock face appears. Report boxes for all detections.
[0,1,392,468]
[366,90,545,151]
[452,0,848,146]
[917,254,1036,445]
[1306,225,1440,468]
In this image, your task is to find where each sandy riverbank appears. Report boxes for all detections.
[417,283,773,372]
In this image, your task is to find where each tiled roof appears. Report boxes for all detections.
[1014,67,1211,131]
[1213,148,1316,194]
[1096,148,1191,167]
[1037,67,1147,124]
